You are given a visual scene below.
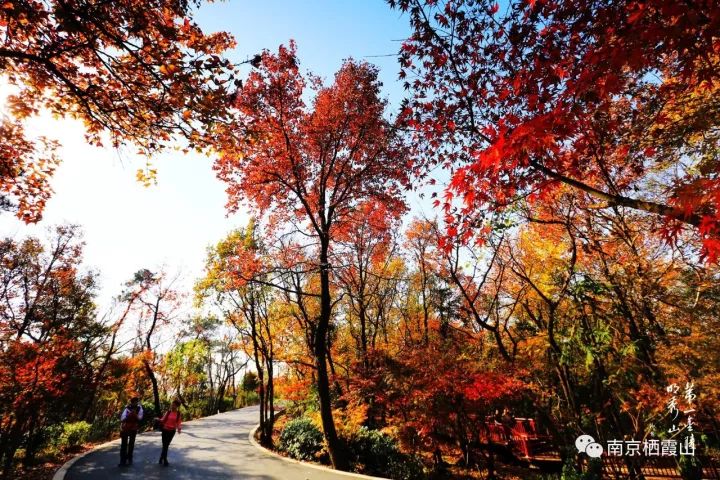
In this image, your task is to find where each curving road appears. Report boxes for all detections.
[62,405,375,480]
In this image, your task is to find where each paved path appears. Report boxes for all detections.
[63,405,369,480]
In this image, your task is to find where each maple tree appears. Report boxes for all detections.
[214,43,409,469]
[474,191,720,473]
[416,218,520,361]
[390,0,720,260]
[405,219,438,345]
[335,200,403,367]
[0,0,238,221]
[346,320,527,479]
[324,197,718,477]
[121,268,183,416]
[192,201,719,477]
[196,223,281,445]
[0,226,105,475]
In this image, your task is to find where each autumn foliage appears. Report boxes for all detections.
[391,0,720,260]
[0,227,101,475]
[214,42,409,470]
[2,1,720,478]
[1,0,237,220]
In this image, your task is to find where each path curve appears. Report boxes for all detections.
[60,405,382,480]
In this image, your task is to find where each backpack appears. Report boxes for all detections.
[120,405,141,432]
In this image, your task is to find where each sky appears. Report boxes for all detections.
[0,0,414,314]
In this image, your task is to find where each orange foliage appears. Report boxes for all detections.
[1,0,237,221]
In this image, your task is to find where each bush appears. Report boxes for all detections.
[87,415,117,443]
[181,399,206,420]
[349,427,425,480]
[560,458,601,480]
[678,454,703,480]
[57,421,91,450]
[219,396,235,412]
[242,371,260,392]
[279,417,324,461]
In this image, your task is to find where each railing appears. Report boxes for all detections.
[483,417,720,479]
[483,417,559,460]
[580,451,720,479]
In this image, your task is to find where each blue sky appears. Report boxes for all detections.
[196,0,410,108]
[0,1,414,313]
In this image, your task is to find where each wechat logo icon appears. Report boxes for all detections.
[576,434,604,458]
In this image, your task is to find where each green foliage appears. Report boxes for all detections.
[678,454,703,480]
[559,458,601,480]
[560,460,583,480]
[57,421,91,450]
[218,396,235,412]
[349,427,426,480]
[240,390,260,407]
[165,339,209,390]
[86,415,118,443]
[180,399,207,420]
[279,417,324,461]
[242,371,260,392]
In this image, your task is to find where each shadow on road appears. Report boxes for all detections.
[63,406,360,480]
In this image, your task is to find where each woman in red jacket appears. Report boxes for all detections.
[158,399,182,466]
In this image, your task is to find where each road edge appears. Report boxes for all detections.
[247,425,390,480]
[53,406,215,479]
[52,437,119,480]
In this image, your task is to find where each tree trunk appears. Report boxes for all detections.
[0,421,23,479]
[316,239,350,471]
[265,356,275,442]
[359,300,369,369]
[22,418,40,467]
[144,360,162,416]
[248,295,269,445]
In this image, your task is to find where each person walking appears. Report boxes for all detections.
[119,397,144,467]
[157,399,182,467]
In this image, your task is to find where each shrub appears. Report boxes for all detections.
[242,371,259,392]
[220,396,235,412]
[181,399,205,420]
[349,427,425,480]
[560,458,601,480]
[279,417,324,461]
[678,454,703,480]
[57,421,91,450]
[87,415,117,443]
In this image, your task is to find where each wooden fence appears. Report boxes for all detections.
[483,417,720,479]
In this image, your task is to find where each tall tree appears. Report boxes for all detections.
[196,224,280,445]
[336,200,403,367]
[214,43,409,470]
[123,268,182,416]
[0,226,103,476]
